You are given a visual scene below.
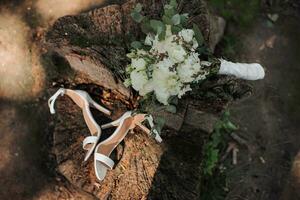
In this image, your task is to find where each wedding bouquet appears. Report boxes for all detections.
[125,0,265,106]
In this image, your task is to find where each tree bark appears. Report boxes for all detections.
[45,0,252,199]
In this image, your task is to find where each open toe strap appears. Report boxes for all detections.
[95,153,114,169]
[94,153,115,181]
[82,136,99,151]
[48,88,66,114]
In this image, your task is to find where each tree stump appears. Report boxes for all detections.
[45,0,252,199]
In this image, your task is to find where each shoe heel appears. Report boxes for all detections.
[89,98,111,116]
[76,90,111,115]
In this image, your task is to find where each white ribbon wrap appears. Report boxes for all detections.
[218,59,265,80]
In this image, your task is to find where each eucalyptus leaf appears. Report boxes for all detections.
[180,14,189,26]
[171,25,183,34]
[134,3,143,12]
[162,15,172,25]
[131,11,144,23]
[169,0,178,8]
[193,23,204,46]
[171,14,181,25]
[131,41,142,49]
[164,5,176,18]
[141,18,153,34]
[158,29,166,41]
[166,105,177,113]
[150,20,166,40]
[154,116,166,132]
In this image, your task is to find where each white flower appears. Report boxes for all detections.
[156,57,174,69]
[130,69,148,92]
[168,44,187,63]
[177,53,201,83]
[192,38,199,49]
[145,34,154,46]
[139,80,154,96]
[124,78,131,87]
[178,85,192,98]
[131,58,147,70]
[152,62,182,105]
[179,29,194,43]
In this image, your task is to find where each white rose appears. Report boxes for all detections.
[152,64,182,105]
[168,44,187,63]
[131,58,147,70]
[130,69,148,92]
[139,80,154,96]
[179,29,194,43]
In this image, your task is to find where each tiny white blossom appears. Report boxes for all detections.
[192,38,199,49]
[178,84,192,98]
[152,63,182,105]
[177,53,202,83]
[130,70,148,92]
[131,58,147,70]
[145,34,154,46]
[168,44,187,63]
[179,29,194,43]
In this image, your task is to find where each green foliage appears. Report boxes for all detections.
[165,105,177,113]
[131,41,142,49]
[131,3,144,23]
[200,110,237,199]
[202,110,237,176]
[209,0,260,26]
[192,23,204,46]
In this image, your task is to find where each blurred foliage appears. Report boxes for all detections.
[209,0,261,26]
[200,110,238,200]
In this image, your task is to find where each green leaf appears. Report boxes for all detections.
[141,18,153,34]
[154,116,166,132]
[180,14,189,26]
[171,25,183,34]
[166,105,177,113]
[131,11,144,23]
[131,41,142,49]
[193,23,204,46]
[134,3,143,12]
[150,20,164,33]
[162,15,172,25]
[169,0,178,8]
[171,14,181,25]
[164,5,176,18]
[158,29,166,41]
[150,20,166,40]
[224,121,238,132]
[168,96,179,105]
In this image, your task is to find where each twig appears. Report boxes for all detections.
[221,142,237,162]
[230,132,256,161]
[232,147,239,165]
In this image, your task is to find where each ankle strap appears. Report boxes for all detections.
[48,88,66,114]
[83,136,99,150]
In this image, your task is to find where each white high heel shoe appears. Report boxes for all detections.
[93,111,162,181]
[48,88,111,161]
